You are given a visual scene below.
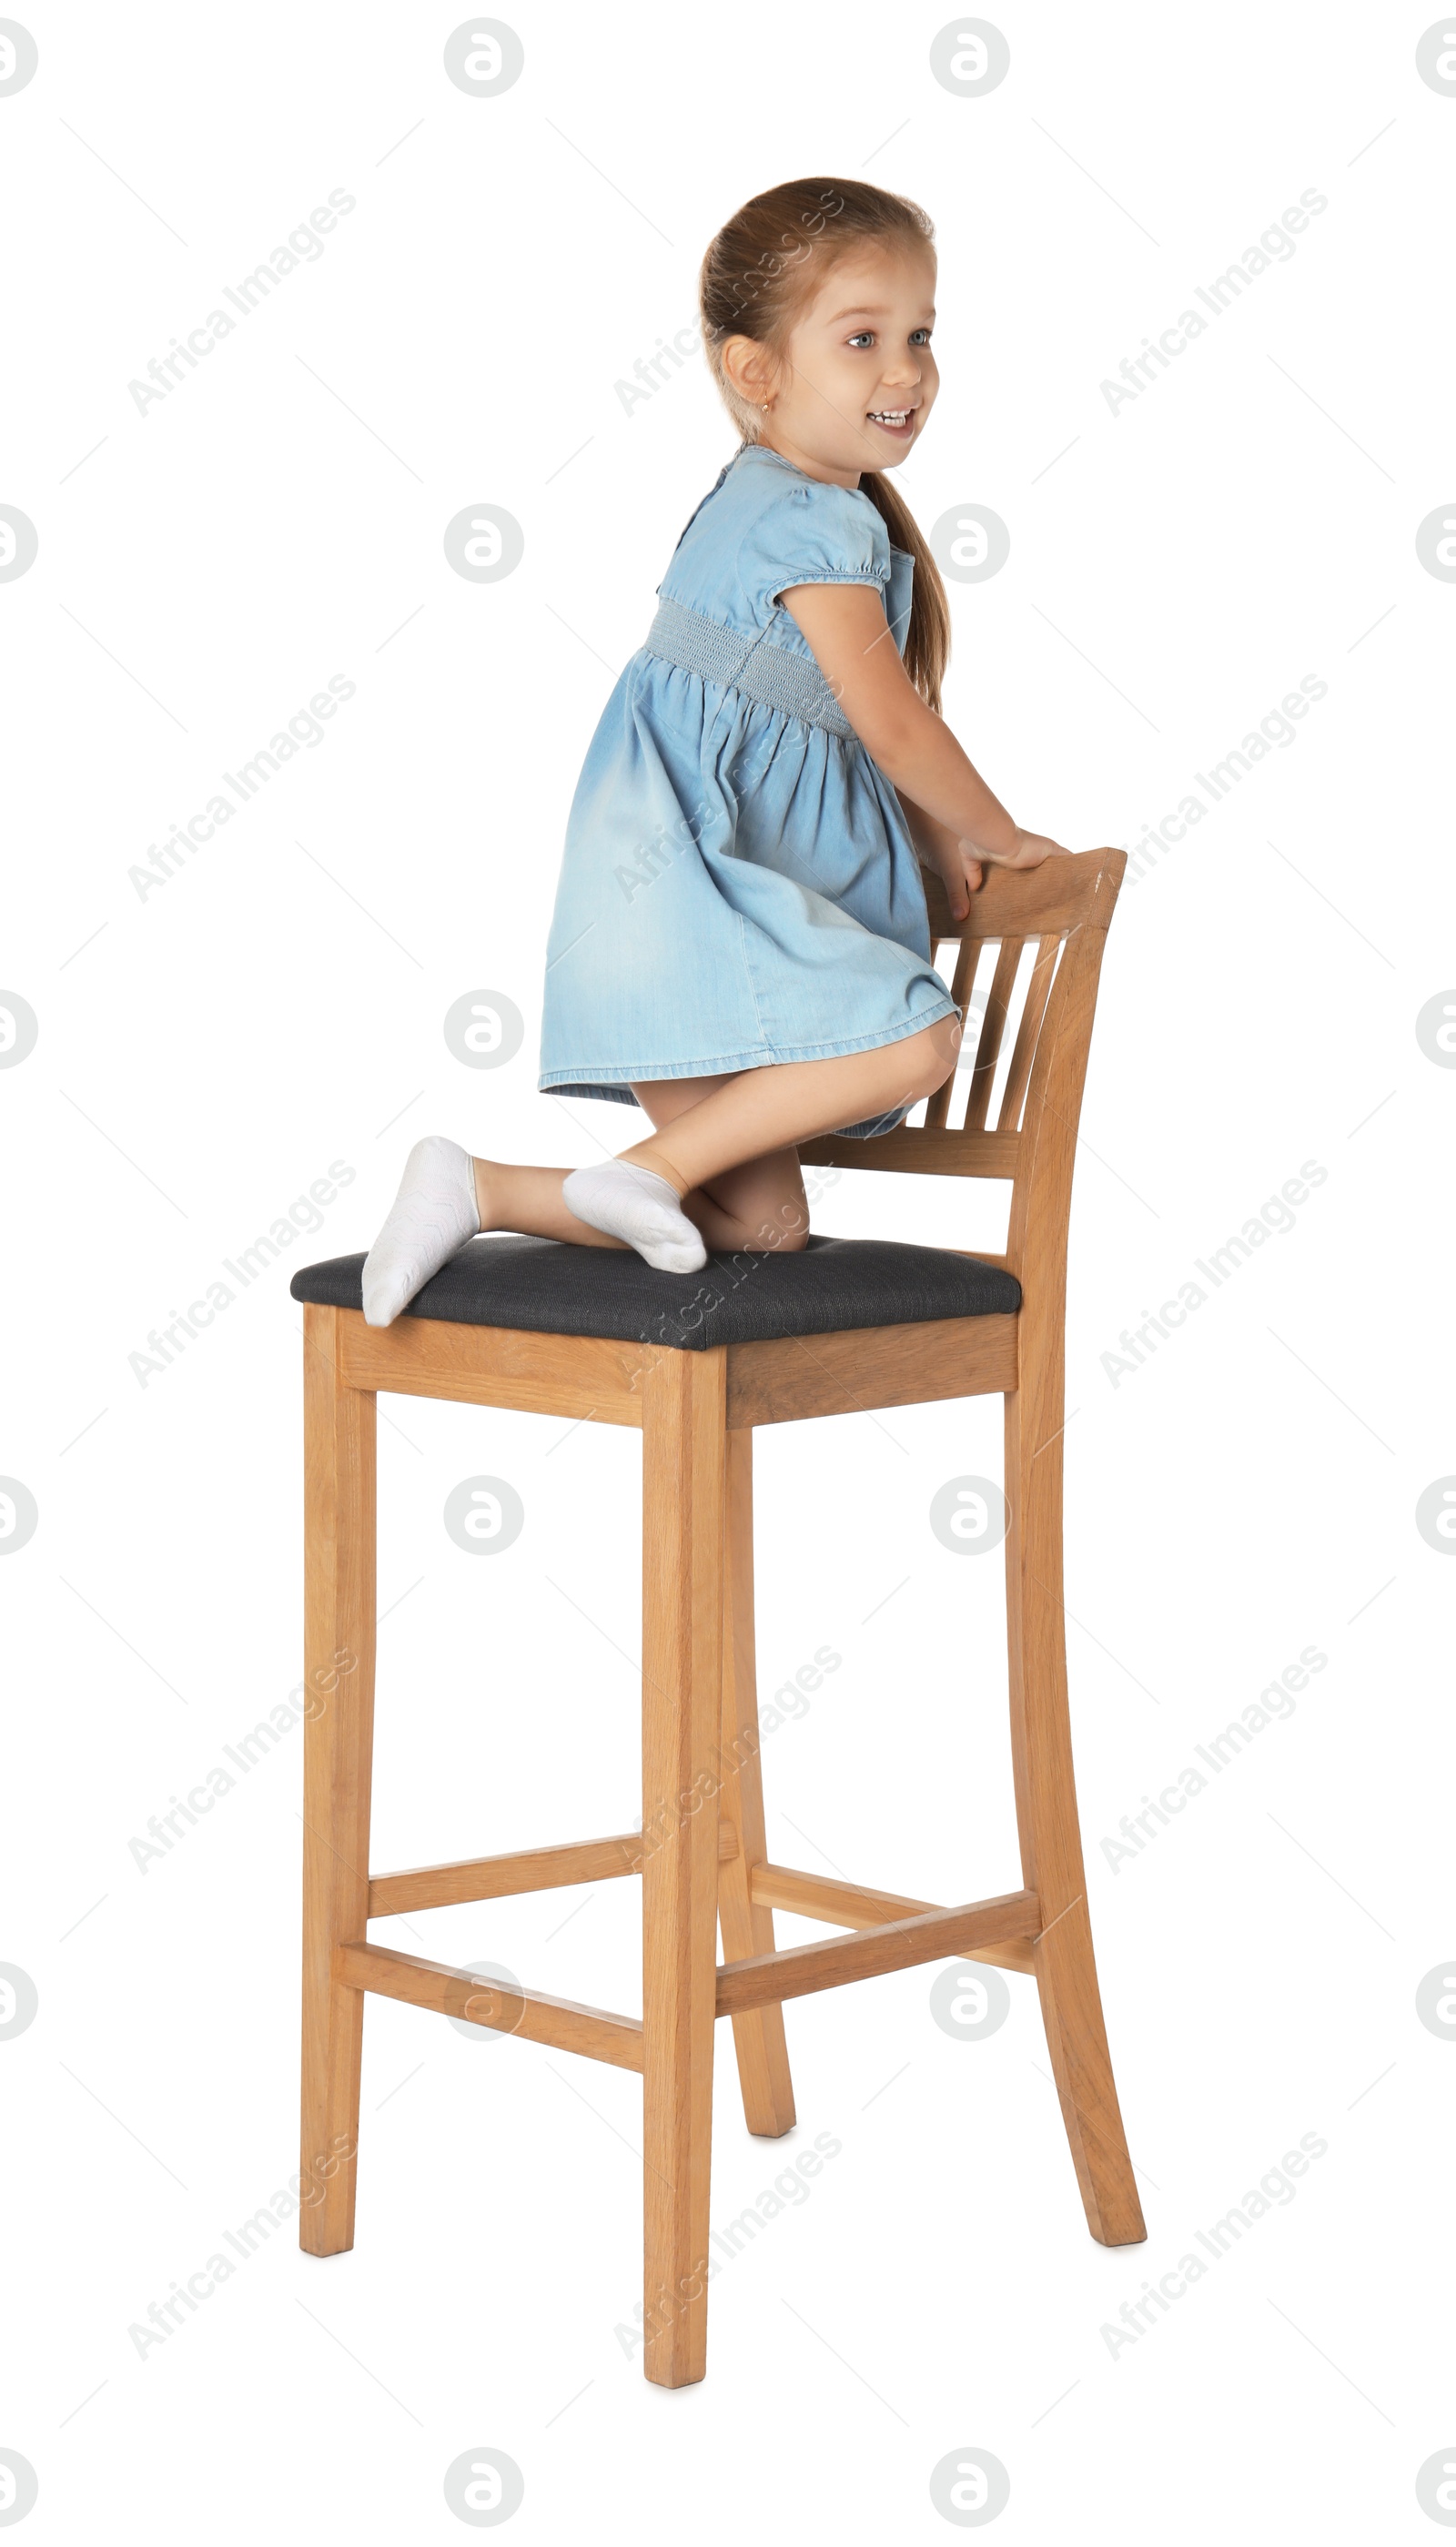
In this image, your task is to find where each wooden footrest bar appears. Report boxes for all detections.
[367,1819,739,1918]
[749,1864,1038,1976]
[715,1888,1041,2016]
[368,1831,642,1919]
[337,1941,644,2072]
[340,1885,1040,2075]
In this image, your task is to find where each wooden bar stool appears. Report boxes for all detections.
[289,844,1145,2389]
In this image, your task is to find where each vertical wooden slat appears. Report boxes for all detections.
[996,935,1061,1131]
[299,1303,377,2256]
[963,937,1023,1130]
[716,1430,795,2136]
[924,936,982,1131]
[641,1348,725,2388]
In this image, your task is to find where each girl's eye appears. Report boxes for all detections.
[909,328,933,345]
[846,331,875,349]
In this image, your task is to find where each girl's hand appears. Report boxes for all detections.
[781,585,1077,904]
[930,831,1072,921]
[986,829,1074,871]
[936,836,983,919]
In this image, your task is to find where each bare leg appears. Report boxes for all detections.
[628,1076,810,1254]
[468,1019,959,1247]
[469,1129,804,1256]
[470,1158,629,1247]
[619,1018,960,1198]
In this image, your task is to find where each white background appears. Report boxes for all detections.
[3,1,1452,2538]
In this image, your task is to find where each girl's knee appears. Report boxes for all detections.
[903,1018,961,1102]
[718,1200,810,1253]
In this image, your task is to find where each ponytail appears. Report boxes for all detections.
[857,470,950,715]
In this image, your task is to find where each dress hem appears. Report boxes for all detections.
[538,995,959,1095]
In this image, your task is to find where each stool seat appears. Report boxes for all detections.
[289,1231,1021,1350]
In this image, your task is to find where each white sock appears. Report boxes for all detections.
[361,1135,480,1326]
[562,1161,706,1274]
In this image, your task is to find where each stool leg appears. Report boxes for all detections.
[716,1430,795,2137]
[299,1304,377,2257]
[1004,1376,1146,2249]
[640,1348,725,2388]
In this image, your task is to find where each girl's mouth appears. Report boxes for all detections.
[866,406,917,440]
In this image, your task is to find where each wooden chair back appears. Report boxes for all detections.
[798,845,1127,1281]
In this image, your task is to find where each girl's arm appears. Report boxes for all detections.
[781,581,1069,921]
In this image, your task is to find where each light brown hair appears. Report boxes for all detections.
[698,177,951,712]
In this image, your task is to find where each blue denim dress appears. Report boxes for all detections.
[538,442,957,1136]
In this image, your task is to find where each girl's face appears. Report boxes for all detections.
[731,242,939,488]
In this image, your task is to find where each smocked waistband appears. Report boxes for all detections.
[642,594,854,739]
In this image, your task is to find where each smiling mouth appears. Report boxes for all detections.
[866,406,917,434]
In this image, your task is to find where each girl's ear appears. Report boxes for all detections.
[721,331,777,407]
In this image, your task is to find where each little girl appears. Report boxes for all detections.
[363,176,1067,1324]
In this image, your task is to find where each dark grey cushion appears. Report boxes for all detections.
[289,1233,1020,1353]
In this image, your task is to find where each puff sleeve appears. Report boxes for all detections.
[736,476,893,616]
